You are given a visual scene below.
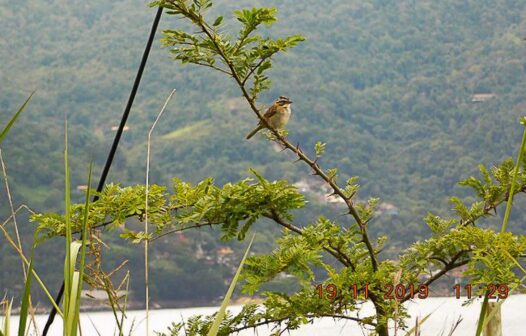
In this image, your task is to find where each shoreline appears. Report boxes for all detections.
[19,293,523,316]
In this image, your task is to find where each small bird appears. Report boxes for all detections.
[246,96,293,140]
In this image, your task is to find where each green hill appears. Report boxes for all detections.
[2,0,526,305]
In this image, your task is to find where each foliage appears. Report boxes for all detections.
[4,0,526,305]
[152,0,304,101]
[32,172,305,242]
[23,1,526,335]
[2,1,526,335]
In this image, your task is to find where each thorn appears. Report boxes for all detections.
[293,158,302,163]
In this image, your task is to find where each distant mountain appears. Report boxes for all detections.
[2,0,526,305]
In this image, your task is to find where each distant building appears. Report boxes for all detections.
[111,126,130,131]
[217,246,233,257]
[195,243,205,259]
[471,93,496,103]
[81,289,127,301]
[294,178,350,206]
[376,202,399,216]
[217,246,234,265]
[294,178,330,195]
[325,193,346,205]
[450,265,468,285]
[176,232,188,243]
[293,179,312,193]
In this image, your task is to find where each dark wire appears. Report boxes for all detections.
[42,6,164,335]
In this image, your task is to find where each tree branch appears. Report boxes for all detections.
[229,313,374,334]
[195,20,379,272]
[241,56,270,86]
[401,250,470,303]
[266,211,356,270]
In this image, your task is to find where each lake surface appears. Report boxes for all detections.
[7,295,526,335]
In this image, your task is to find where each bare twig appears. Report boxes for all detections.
[0,149,26,273]
[1,204,35,228]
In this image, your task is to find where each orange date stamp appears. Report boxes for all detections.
[316,283,510,300]
[316,283,429,300]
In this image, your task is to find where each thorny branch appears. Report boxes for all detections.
[193,17,380,272]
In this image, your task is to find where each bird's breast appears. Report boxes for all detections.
[270,106,291,128]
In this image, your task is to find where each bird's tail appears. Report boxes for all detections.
[246,125,264,140]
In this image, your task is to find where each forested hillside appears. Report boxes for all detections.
[2,0,526,305]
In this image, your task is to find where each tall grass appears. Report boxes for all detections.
[207,234,255,336]
[0,92,33,145]
[1,104,94,336]
[17,235,36,336]
[1,93,35,336]
[1,299,13,336]
[62,123,93,336]
[144,89,176,336]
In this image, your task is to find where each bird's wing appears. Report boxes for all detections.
[263,105,278,119]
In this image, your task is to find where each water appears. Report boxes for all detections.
[6,295,526,335]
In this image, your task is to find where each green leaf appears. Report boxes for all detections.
[326,168,338,180]
[314,141,326,157]
[0,92,34,145]
[213,16,223,26]
[120,229,152,243]
[256,60,272,75]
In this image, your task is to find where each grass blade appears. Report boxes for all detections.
[72,163,93,336]
[405,313,432,336]
[0,92,34,144]
[63,118,76,336]
[2,299,12,336]
[118,272,131,336]
[17,248,36,336]
[66,272,81,336]
[207,234,256,336]
[501,118,526,233]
